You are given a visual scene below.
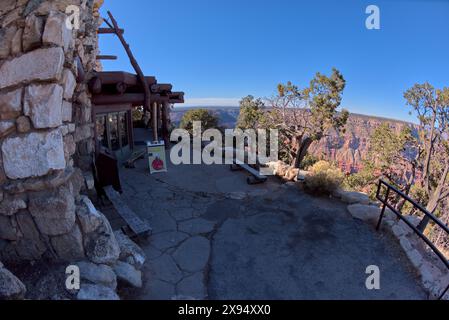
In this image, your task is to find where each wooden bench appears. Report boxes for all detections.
[104,186,152,238]
[231,161,268,185]
[123,148,146,168]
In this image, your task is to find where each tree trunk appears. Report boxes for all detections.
[417,160,449,232]
[293,137,313,168]
[418,196,439,233]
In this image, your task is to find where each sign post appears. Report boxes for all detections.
[147,141,167,174]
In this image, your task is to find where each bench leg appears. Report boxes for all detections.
[230,164,244,171]
[247,176,266,185]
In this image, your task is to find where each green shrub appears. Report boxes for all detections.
[180,109,219,135]
[299,153,319,170]
[304,161,344,195]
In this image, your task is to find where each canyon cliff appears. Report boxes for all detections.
[171,107,418,173]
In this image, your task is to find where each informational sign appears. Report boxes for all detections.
[147,141,167,174]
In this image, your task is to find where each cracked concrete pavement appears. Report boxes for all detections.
[117,158,427,300]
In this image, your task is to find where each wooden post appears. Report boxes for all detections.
[152,102,158,142]
[161,102,170,145]
[105,11,156,141]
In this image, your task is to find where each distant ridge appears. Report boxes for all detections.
[173,105,415,126]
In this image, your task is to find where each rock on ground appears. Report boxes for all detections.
[113,261,142,288]
[114,230,146,270]
[347,204,381,225]
[77,261,117,290]
[0,266,26,300]
[84,214,120,265]
[337,190,371,205]
[77,284,120,301]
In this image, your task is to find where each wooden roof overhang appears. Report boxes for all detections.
[90,71,184,108]
[168,92,185,104]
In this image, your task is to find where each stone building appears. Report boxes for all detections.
[0,0,122,267]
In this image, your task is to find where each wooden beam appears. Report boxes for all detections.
[106,11,155,140]
[98,27,124,34]
[92,93,167,106]
[169,98,184,104]
[97,55,117,60]
[92,93,144,105]
[168,92,184,104]
[94,72,157,86]
[151,83,173,93]
[93,103,132,114]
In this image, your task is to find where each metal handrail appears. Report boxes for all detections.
[375,180,449,300]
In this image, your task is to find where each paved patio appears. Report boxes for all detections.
[114,153,427,300]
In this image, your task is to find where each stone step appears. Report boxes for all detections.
[104,186,152,237]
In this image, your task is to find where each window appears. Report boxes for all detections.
[108,113,120,151]
[119,112,129,148]
[96,115,109,149]
[96,111,131,155]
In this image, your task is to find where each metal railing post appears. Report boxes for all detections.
[376,184,390,231]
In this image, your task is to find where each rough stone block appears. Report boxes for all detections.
[1,130,66,180]
[0,195,27,216]
[76,197,103,235]
[11,28,23,55]
[22,14,44,52]
[0,0,17,17]
[405,248,423,269]
[43,11,74,52]
[0,88,22,121]
[77,284,119,300]
[84,213,120,265]
[62,69,76,100]
[113,261,142,288]
[50,224,85,261]
[347,204,381,225]
[62,100,72,122]
[114,230,146,270]
[12,211,47,261]
[340,191,371,205]
[0,47,64,90]
[0,266,27,300]
[24,84,63,129]
[0,121,15,138]
[0,215,22,241]
[63,134,76,159]
[77,261,117,290]
[0,26,17,59]
[1,7,21,29]
[28,185,76,236]
[74,124,92,142]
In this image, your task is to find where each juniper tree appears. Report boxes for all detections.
[179,109,219,136]
[265,68,349,167]
[404,83,449,231]
[236,95,266,130]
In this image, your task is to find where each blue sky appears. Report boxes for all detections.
[99,0,449,122]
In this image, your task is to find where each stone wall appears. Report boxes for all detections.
[0,0,113,264]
